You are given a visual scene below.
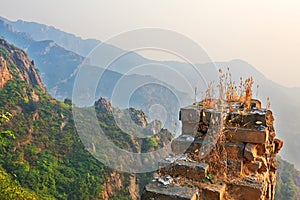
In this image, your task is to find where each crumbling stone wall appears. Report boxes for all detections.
[142,99,282,200]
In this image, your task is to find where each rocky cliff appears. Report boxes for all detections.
[0,39,45,92]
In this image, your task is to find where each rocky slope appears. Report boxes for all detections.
[0,39,173,199]
[0,39,45,91]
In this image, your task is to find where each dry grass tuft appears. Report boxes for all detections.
[201,67,255,112]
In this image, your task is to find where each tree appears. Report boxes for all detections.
[0,112,14,142]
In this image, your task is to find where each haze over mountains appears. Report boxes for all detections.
[0,16,299,171]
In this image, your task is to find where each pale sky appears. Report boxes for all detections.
[1,0,300,87]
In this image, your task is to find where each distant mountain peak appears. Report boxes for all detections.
[0,19,13,32]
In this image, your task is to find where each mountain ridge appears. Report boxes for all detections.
[0,38,173,199]
[1,16,300,172]
[0,38,300,199]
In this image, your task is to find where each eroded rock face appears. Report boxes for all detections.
[0,39,45,92]
[128,107,149,128]
[142,99,283,200]
[101,171,139,200]
[0,56,11,88]
[95,97,113,113]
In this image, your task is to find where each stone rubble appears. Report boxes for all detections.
[142,99,283,200]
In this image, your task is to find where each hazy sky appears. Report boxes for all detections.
[1,0,300,87]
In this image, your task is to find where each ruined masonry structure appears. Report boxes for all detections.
[142,99,283,200]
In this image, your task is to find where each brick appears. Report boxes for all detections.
[243,113,266,127]
[160,160,208,181]
[182,121,198,136]
[246,161,262,172]
[227,178,265,200]
[175,161,208,181]
[256,143,267,156]
[224,128,267,143]
[256,157,268,173]
[141,182,198,200]
[200,183,226,200]
[171,135,194,154]
[227,160,243,176]
[180,105,201,122]
[158,158,174,174]
[222,143,245,160]
[244,143,257,161]
[226,111,266,128]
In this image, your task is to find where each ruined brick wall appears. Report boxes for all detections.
[142,99,283,200]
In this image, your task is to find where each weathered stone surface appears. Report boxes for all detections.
[200,183,226,200]
[223,143,245,160]
[182,121,198,136]
[201,109,212,124]
[0,56,11,89]
[243,113,266,127]
[225,128,267,143]
[274,138,283,154]
[176,161,208,181]
[141,182,198,200]
[256,157,268,173]
[171,135,214,155]
[180,105,201,122]
[160,160,208,181]
[244,143,257,161]
[246,161,262,173]
[158,158,173,174]
[171,135,194,154]
[190,138,215,152]
[228,178,265,200]
[226,109,266,128]
[256,143,267,156]
[227,160,243,176]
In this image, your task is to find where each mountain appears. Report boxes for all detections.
[0,18,190,101]
[0,16,99,57]
[0,39,174,199]
[0,18,83,93]
[1,16,300,171]
[1,36,300,199]
[276,157,300,200]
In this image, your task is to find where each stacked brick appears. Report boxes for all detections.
[142,99,283,200]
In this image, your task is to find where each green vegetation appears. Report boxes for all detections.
[143,136,158,151]
[0,38,299,199]
[275,156,300,199]
[0,166,38,200]
[0,76,171,199]
[0,39,174,199]
[0,46,9,60]
[0,77,106,199]
[0,112,14,142]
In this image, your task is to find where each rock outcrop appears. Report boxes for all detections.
[0,39,45,92]
[95,97,113,113]
[0,56,11,88]
[142,99,282,200]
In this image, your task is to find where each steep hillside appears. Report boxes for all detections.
[0,38,300,199]
[0,39,172,199]
[0,166,38,200]
[276,157,300,200]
